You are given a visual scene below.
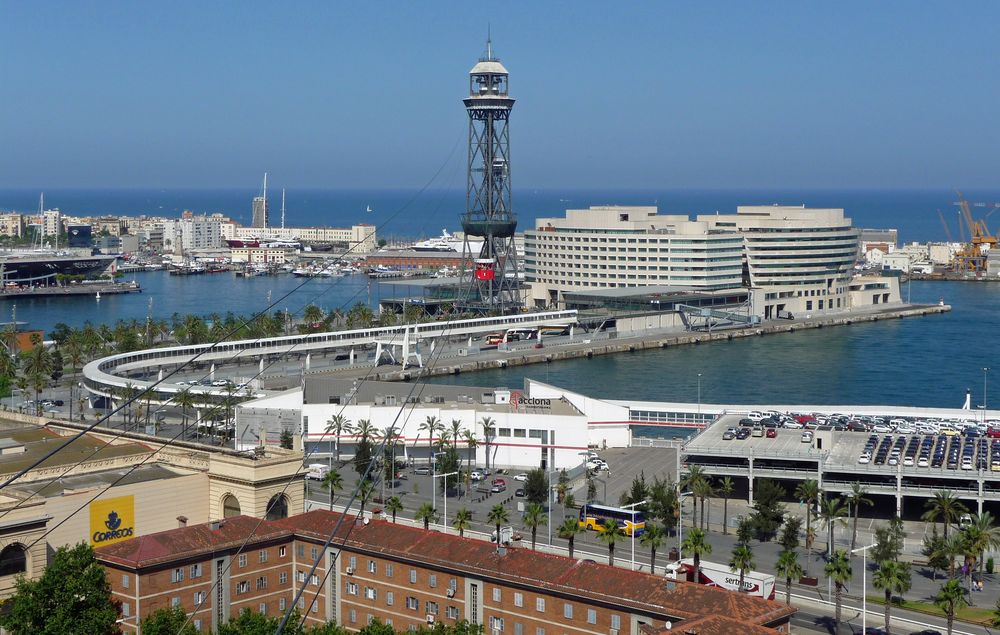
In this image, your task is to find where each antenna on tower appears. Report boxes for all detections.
[486,24,493,60]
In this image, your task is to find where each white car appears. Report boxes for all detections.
[513,473,528,482]
[858,454,871,465]
[782,420,804,429]
[469,471,483,481]
[746,411,764,421]
[211,379,230,387]
[872,423,893,434]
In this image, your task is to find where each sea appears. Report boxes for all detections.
[0,187,996,410]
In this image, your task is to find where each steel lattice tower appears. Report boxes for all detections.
[457,36,521,313]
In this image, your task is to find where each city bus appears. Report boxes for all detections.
[578,503,646,537]
[538,324,572,336]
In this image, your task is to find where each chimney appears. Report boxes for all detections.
[177,516,188,528]
[209,520,222,531]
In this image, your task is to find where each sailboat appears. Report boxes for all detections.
[366,204,374,213]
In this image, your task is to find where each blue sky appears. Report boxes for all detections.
[2,2,999,190]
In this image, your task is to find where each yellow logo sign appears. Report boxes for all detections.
[89,495,135,546]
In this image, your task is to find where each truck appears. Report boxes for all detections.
[664,559,775,600]
[305,464,330,481]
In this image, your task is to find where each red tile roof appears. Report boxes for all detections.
[97,510,795,628]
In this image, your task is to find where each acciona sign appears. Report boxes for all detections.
[509,391,551,411]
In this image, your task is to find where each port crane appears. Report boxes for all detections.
[951,191,1000,273]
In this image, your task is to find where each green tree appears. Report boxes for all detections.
[358,479,375,517]
[279,429,294,449]
[749,478,785,540]
[922,527,950,581]
[620,472,650,510]
[640,523,666,574]
[922,490,968,540]
[174,388,197,441]
[935,578,968,635]
[415,502,437,531]
[824,549,852,629]
[871,517,907,564]
[795,479,821,573]
[718,476,735,535]
[681,466,707,529]
[139,606,200,635]
[729,543,756,592]
[523,502,546,550]
[385,496,403,523]
[558,517,582,559]
[846,483,874,555]
[324,414,353,465]
[217,609,306,635]
[598,518,625,566]
[963,511,1000,580]
[873,560,912,634]
[0,542,121,635]
[488,504,509,544]
[321,468,344,511]
[736,516,755,546]
[453,508,473,537]
[682,527,712,580]
[779,516,802,552]
[694,477,715,530]
[775,550,803,605]
[524,468,548,505]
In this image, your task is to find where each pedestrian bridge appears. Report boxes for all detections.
[81,310,579,406]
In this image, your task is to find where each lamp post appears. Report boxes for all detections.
[432,471,458,532]
[697,373,702,417]
[431,451,447,525]
[676,491,694,554]
[851,542,876,635]
[983,367,990,424]
[622,499,649,571]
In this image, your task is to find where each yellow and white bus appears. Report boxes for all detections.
[578,504,646,537]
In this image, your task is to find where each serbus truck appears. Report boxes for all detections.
[664,559,776,600]
[578,504,646,537]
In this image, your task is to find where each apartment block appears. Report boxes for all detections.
[96,510,794,634]
[0,214,25,238]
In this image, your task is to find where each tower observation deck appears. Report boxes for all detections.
[457,36,522,313]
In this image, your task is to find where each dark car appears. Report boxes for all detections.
[736,428,751,440]
[515,488,525,497]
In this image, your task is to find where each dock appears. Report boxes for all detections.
[0,281,141,300]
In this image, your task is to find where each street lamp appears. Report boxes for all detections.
[851,542,876,634]
[677,491,694,554]
[622,499,649,571]
[697,373,702,416]
[431,450,447,527]
[982,367,990,424]
[432,471,458,532]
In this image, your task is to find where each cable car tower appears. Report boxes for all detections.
[457,35,521,313]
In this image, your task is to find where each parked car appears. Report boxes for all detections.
[491,478,507,493]
[722,428,736,441]
[469,470,483,481]
[801,431,814,444]
[765,428,777,439]
[515,488,526,497]
[513,473,528,482]
[414,466,431,476]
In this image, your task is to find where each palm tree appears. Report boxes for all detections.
[417,416,441,459]
[681,466,707,530]
[449,419,463,451]
[461,430,478,477]
[174,389,197,441]
[523,503,546,550]
[795,479,821,573]
[824,549,852,629]
[385,495,403,523]
[480,417,496,473]
[558,517,582,559]
[775,550,803,605]
[818,496,849,557]
[453,508,473,537]
[964,512,1000,579]
[693,478,715,530]
[320,470,344,511]
[640,524,666,574]
[488,504,509,544]
[847,483,874,554]
[935,578,968,635]
[681,527,712,581]
[324,414,353,465]
[62,333,85,421]
[598,519,625,567]
[922,490,968,540]
[415,503,437,531]
[358,479,375,517]
[873,560,912,634]
[718,477,734,535]
[729,544,755,592]
[355,419,376,445]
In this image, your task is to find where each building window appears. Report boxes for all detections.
[121,574,129,589]
[349,609,357,624]
[535,629,545,635]
[313,548,321,562]
[311,574,320,586]
[447,606,459,619]
[236,581,249,594]
[386,591,394,606]
[259,603,267,614]
[259,549,268,563]
[171,597,180,608]
[409,569,417,583]
[238,554,247,568]
[279,546,287,558]
[611,615,621,630]
[171,568,185,583]
[296,544,305,557]
[563,604,573,619]
[279,598,286,611]
[190,563,202,578]
[222,494,241,518]
[368,560,376,573]
[194,591,206,605]
[492,588,501,602]
[122,603,130,617]
[513,592,523,607]
[536,598,545,612]
[364,586,377,600]
[256,576,267,590]
[426,601,438,615]
[514,623,524,635]
[279,572,288,584]
[428,574,437,588]
[406,596,419,610]
[489,617,505,632]
[587,609,597,624]
[385,563,394,577]
[193,620,201,630]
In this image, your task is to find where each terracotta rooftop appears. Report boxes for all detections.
[646,614,785,635]
[97,510,795,628]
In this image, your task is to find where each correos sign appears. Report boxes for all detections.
[89,495,136,546]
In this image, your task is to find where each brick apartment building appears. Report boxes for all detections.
[96,510,794,634]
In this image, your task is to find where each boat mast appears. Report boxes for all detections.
[262,172,268,229]
[281,188,286,230]
[37,193,44,251]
